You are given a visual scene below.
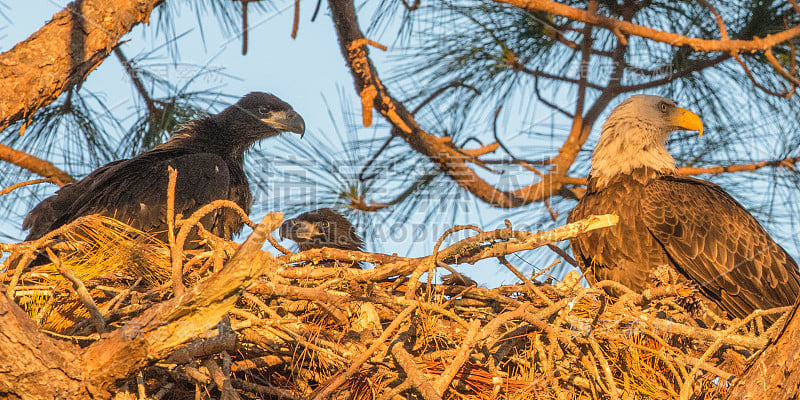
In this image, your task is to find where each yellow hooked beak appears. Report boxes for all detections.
[672,107,704,138]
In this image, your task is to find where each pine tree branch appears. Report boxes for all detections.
[0,0,164,133]
[114,47,161,119]
[495,0,800,53]
[328,0,586,208]
[332,0,797,210]
[613,54,731,92]
[520,156,800,189]
[676,156,800,175]
[0,144,74,185]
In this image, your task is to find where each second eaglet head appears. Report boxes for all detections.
[280,208,363,252]
[214,92,305,145]
[591,94,704,186]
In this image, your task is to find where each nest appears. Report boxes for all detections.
[1,204,789,400]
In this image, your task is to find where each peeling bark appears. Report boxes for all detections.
[0,293,88,399]
[725,299,800,399]
[0,0,164,132]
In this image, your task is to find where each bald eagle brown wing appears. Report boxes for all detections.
[568,171,674,291]
[641,176,800,319]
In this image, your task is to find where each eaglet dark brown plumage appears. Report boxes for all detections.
[280,208,363,268]
[24,92,305,246]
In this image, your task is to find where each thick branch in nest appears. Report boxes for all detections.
[726,300,800,398]
[2,208,790,398]
[0,213,283,399]
[80,213,284,395]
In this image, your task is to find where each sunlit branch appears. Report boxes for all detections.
[0,179,57,198]
[495,0,800,53]
[547,156,800,188]
[676,156,800,176]
[0,144,74,186]
[329,0,565,208]
[0,0,165,133]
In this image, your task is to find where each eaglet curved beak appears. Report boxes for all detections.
[279,219,320,241]
[672,107,704,138]
[262,110,306,138]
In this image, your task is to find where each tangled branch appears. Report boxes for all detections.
[0,201,788,399]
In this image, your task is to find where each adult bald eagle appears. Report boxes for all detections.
[24,92,305,245]
[280,208,363,267]
[568,94,800,320]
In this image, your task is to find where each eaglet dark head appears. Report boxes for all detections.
[23,92,305,245]
[280,208,364,252]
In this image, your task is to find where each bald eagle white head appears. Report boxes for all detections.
[590,94,703,189]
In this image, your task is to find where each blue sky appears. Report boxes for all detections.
[2,1,561,287]
[4,2,799,288]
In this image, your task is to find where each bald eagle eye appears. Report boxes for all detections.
[319,221,330,229]
[658,102,669,113]
[258,106,269,115]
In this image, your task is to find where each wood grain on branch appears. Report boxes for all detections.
[725,299,800,398]
[0,0,164,132]
[0,292,88,400]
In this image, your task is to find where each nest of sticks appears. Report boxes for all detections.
[1,191,790,400]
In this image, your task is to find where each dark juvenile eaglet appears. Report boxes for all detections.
[280,208,364,267]
[568,94,800,321]
[24,92,305,245]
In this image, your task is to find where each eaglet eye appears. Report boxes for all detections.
[658,102,669,113]
[319,221,330,229]
[258,106,270,115]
